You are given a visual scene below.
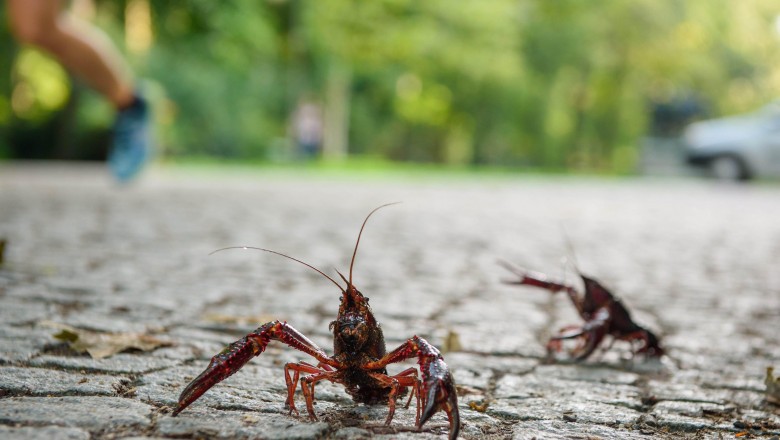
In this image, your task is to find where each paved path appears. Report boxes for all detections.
[0,162,778,439]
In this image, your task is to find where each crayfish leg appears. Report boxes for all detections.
[300,370,339,421]
[284,362,322,415]
[547,309,609,362]
[618,329,664,358]
[368,368,420,426]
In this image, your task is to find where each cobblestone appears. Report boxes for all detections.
[0,396,153,430]
[0,366,121,396]
[1,162,779,439]
[0,426,91,440]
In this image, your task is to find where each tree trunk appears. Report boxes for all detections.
[323,62,351,160]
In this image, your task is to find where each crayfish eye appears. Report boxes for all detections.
[341,320,364,332]
[339,320,367,345]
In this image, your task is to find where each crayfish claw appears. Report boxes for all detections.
[175,331,268,415]
[418,368,460,440]
[285,400,299,416]
[175,361,232,416]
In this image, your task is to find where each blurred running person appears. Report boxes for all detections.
[6,0,152,182]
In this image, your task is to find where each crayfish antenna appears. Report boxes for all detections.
[497,259,530,284]
[561,227,583,277]
[336,270,349,286]
[497,259,519,273]
[348,202,401,286]
[210,246,344,293]
[498,259,555,286]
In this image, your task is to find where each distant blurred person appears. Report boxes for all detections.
[6,0,152,182]
[290,98,323,159]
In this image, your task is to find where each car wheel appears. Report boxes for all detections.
[709,155,750,181]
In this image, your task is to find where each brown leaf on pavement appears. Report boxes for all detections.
[767,367,780,405]
[48,322,172,359]
[441,329,463,353]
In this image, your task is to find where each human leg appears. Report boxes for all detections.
[7,0,152,181]
[7,0,135,109]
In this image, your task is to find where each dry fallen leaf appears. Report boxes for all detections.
[49,323,172,359]
[766,366,780,405]
[468,400,489,412]
[242,414,260,424]
[441,330,463,353]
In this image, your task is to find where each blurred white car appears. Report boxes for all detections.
[684,102,780,180]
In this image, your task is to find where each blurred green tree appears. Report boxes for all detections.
[1,0,779,171]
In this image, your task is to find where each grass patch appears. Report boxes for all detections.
[157,155,616,183]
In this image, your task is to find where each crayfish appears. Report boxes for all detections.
[174,204,460,439]
[501,261,663,362]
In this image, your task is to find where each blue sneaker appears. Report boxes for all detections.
[108,95,152,183]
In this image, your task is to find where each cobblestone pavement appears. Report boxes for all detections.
[1,162,779,440]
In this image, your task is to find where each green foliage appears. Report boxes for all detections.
[1,0,780,171]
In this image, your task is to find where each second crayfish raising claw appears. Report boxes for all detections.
[501,261,663,362]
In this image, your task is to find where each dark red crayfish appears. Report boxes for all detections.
[174,204,460,439]
[501,261,663,361]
